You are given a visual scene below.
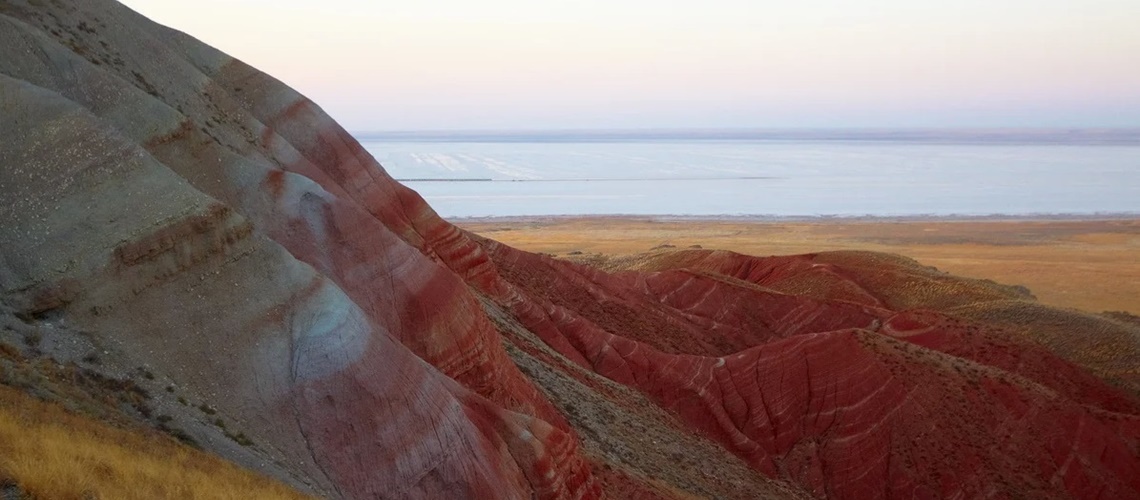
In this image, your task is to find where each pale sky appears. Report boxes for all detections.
[118,0,1140,131]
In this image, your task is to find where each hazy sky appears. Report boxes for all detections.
[118,0,1140,131]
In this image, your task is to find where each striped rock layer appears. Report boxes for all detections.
[1,0,1138,498]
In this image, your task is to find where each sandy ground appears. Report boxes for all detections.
[458,217,1140,315]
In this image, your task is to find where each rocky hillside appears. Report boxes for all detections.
[1,0,1138,498]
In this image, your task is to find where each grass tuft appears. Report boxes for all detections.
[0,385,309,499]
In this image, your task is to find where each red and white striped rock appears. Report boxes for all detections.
[3,1,1138,499]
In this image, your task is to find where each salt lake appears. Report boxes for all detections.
[357,130,1140,219]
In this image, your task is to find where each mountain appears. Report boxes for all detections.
[1,0,1138,498]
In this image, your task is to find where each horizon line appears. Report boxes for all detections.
[351,127,1140,145]
[353,126,1140,134]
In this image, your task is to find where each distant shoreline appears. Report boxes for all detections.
[398,176,782,182]
[451,213,1140,224]
[357,128,1140,145]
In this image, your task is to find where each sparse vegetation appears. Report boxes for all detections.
[226,431,255,447]
[22,331,41,347]
[1103,310,1140,326]
[0,342,20,360]
[0,385,310,499]
[159,424,199,448]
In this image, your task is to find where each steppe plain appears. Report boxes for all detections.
[460,216,1140,315]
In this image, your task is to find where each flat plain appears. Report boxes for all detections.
[459,217,1140,315]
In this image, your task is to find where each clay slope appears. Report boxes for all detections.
[0,0,785,497]
[0,0,595,497]
[471,242,1140,498]
[1,0,1138,499]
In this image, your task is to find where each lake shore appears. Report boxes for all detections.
[456,215,1140,315]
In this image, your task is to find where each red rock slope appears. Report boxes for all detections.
[1,0,1138,498]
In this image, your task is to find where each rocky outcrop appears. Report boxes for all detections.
[1,0,595,497]
[1,0,1138,498]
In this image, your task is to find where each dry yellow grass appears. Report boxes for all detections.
[0,384,310,500]
[459,217,1140,315]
